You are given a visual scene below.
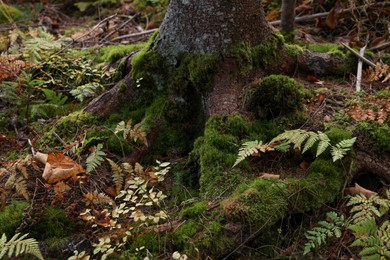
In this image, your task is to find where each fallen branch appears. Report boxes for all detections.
[342,43,376,68]
[111,28,158,41]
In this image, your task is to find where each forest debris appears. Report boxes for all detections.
[260,173,280,179]
[345,182,377,198]
[34,151,85,183]
[363,62,390,83]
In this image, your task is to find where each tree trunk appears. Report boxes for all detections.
[154,0,274,58]
[280,0,296,37]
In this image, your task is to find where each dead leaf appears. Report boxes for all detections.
[345,183,377,198]
[299,161,310,170]
[34,152,84,183]
[260,173,280,179]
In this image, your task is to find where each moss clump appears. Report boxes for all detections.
[222,159,344,228]
[288,159,343,212]
[193,114,251,197]
[356,121,390,153]
[173,221,201,250]
[229,38,281,74]
[29,207,75,240]
[0,201,29,237]
[307,43,345,58]
[249,75,306,119]
[0,4,22,23]
[37,111,97,147]
[285,44,304,57]
[126,232,167,256]
[222,179,289,228]
[97,43,146,63]
[181,202,207,219]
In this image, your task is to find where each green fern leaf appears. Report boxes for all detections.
[316,132,331,157]
[70,82,103,102]
[302,132,319,154]
[233,140,263,167]
[86,143,106,173]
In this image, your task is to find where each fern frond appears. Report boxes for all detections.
[107,158,124,194]
[14,176,29,201]
[233,140,263,167]
[131,123,148,147]
[86,143,106,173]
[303,211,345,255]
[331,137,356,162]
[0,233,43,260]
[69,82,103,102]
[316,132,331,157]
[302,132,319,154]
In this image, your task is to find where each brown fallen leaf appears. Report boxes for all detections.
[34,152,84,184]
[345,182,377,198]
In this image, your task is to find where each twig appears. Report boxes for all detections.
[222,218,271,260]
[54,14,118,54]
[356,45,366,92]
[369,41,390,51]
[99,13,140,43]
[341,43,376,68]
[111,29,158,41]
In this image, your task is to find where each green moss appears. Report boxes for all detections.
[356,121,390,153]
[97,43,146,63]
[285,44,304,57]
[193,114,251,197]
[374,89,390,98]
[37,111,97,147]
[0,201,29,237]
[173,221,201,250]
[187,55,218,92]
[229,38,281,74]
[325,127,353,144]
[307,43,343,56]
[0,4,22,23]
[40,237,72,259]
[222,159,344,228]
[288,159,343,212]
[249,75,306,119]
[30,207,75,240]
[181,202,207,219]
[127,232,167,255]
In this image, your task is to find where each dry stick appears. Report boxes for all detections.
[111,28,158,41]
[54,14,118,54]
[99,13,140,43]
[222,218,271,260]
[356,45,366,92]
[369,41,390,51]
[341,43,376,68]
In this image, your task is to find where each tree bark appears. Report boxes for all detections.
[154,0,274,59]
[280,0,296,35]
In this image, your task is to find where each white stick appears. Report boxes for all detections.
[356,45,366,92]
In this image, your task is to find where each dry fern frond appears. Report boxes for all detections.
[364,62,390,83]
[0,233,43,260]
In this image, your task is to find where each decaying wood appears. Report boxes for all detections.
[297,51,342,76]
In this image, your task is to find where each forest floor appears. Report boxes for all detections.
[0,1,389,259]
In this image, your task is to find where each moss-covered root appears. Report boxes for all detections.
[222,159,344,229]
[192,113,251,198]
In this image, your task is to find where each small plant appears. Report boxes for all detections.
[114,119,148,146]
[233,129,356,167]
[86,143,106,173]
[303,211,346,255]
[304,190,390,258]
[0,233,43,260]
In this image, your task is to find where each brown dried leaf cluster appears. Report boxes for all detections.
[0,54,26,83]
[348,106,387,124]
[363,63,390,83]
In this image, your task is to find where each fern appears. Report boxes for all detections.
[114,120,148,146]
[70,82,104,102]
[86,143,106,173]
[234,130,355,167]
[330,137,357,162]
[347,194,389,224]
[233,140,274,167]
[107,158,125,194]
[303,211,345,255]
[0,233,43,260]
[22,28,62,62]
[348,190,390,259]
